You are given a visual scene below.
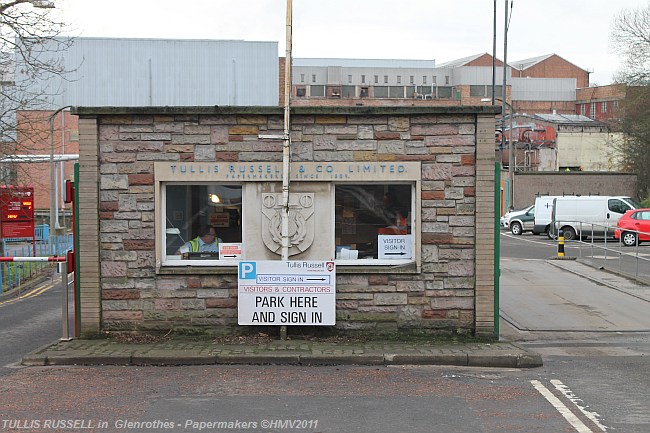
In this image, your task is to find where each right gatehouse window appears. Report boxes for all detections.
[334,184,414,264]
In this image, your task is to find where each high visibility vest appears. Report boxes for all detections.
[188,237,218,252]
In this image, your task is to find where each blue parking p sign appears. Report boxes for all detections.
[238,262,256,280]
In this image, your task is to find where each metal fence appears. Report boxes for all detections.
[553,220,650,283]
[0,234,73,293]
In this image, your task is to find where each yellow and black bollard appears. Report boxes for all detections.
[557,229,565,257]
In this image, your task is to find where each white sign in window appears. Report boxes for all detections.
[238,261,336,325]
[378,235,413,259]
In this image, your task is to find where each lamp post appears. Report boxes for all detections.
[483,96,516,210]
[503,0,514,210]
[49,106,72,250]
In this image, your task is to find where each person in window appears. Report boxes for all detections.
[176,225,221,255]
[378,191,409,235]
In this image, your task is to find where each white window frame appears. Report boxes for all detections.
[331,182,419,266]
[160,182,244,268]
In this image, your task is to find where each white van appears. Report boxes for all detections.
[532,196,563,235]
[536,195,641,240]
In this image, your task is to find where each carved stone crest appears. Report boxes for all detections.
[261,193,314,256]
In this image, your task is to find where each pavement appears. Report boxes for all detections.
[13,257,649,370]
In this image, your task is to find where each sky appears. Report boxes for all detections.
[54,0,649,86]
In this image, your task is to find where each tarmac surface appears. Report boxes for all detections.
[9,257,648,370]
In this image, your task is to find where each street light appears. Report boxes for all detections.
[483,97,516,210]
[49,106,72,249]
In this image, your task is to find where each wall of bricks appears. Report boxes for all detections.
[517,54,590,88]
[15,111,79,215]
[76,106,497,337]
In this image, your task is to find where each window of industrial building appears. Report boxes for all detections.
[590,103,596,118]
[384,75,388,84]
[437,86,452,98]
[389,86,404,98]
[397,75,402,84]
[163,184,243,266]
[312,74,316,83]
[410,76,414,84]
[360,87,369,98]
[361,75,366,84]
[374,75,379,84]
[432,76,437,84]
[334,184,414,264]
[490,85,503,97]
[602,101,608,113]
[348,75,352,84]
[422,76,427,84]
[470,85,487,97]
[327,86,341,98]
[580,104,586,116]
[300,74,305,83]
[342,85,356,98]
[406,86,416,98]
[310,85,325,97]
[445,76,450,85]
[374,86,389,98]
[418,86,432,97]
[296,87,306,97]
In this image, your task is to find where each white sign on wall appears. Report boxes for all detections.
[238,260,336,325]
[378,235,413,259]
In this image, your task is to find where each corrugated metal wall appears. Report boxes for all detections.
[293,66,447,86]
[512,77,576,101]
[16,38,279,107]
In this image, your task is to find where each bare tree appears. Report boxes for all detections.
[1,0,72,185]
[610,2,650,199]
[611,1,650,85]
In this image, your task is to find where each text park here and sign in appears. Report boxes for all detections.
[238,260,336,326]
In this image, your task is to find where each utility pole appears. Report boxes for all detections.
[49,106,72,253]
[280,0,293,340]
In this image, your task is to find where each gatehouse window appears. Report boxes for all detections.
[334,184,414,264]
[163,183,242,265]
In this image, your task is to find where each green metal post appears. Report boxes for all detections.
[74,163,81,336]
[494,161,501,338]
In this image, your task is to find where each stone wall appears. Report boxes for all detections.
[76,106,497,337]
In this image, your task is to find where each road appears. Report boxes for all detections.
[0,272,64,376]
[0,236,648,432]
[500,228,650,282]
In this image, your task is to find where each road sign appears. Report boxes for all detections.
[378,235,412,259]
[238,260,336,325]
[219,243,242,260]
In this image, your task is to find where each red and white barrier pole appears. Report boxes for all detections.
[0,255,70,340]
[0,256,67,262]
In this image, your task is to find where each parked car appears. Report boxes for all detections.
[500,204,533,230]
[614,208,650,246]
[507,205,535,235]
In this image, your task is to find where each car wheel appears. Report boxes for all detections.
[622,231,638,247]
[560,226,576,241]
[510,221,522,235]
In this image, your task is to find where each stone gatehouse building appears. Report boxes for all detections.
[74,106,498,337]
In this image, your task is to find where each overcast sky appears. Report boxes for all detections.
[56,0,648,86]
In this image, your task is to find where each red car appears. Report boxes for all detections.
[614,208,650,246]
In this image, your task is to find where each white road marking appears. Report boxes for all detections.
[551,379,608,431]
[531,380,593,433]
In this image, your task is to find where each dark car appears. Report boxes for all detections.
[614,208,650,246]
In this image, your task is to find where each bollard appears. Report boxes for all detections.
[557,229,565,257]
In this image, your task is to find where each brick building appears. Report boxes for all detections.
[74,105,498,338]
